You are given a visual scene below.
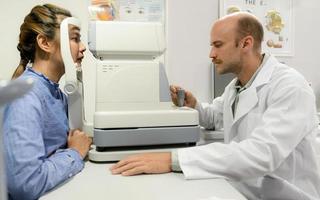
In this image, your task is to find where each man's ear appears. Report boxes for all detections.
[36,34,53,53]
[241,35,254,50]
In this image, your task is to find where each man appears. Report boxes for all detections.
[110,12,320,199]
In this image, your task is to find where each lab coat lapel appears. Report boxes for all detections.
[233,87,258,123]
[232,54,277,125]
[227,79,238,108]
[224,79,238,143]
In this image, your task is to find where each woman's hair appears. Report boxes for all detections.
[11,4,72,79]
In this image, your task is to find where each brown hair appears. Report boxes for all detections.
[235,15,264,51]
[11,4,72,79]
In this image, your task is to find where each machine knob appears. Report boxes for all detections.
[64,81,77,95]
[177,89,185,107]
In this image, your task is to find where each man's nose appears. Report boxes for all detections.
[209,47,216,59]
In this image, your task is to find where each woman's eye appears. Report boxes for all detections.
[71,37,80,42]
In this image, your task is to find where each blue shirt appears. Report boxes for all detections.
[3,67,84,200]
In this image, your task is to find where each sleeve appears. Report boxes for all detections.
[178,80,318,181]
[171,150,182,172]
[3,91,84,200]
[195,95,224,130]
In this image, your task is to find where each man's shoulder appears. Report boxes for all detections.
[270,63,307,86]
[265,63,315,102]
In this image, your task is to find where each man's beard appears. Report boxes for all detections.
[216,60,240,75]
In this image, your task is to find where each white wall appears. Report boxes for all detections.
[0,0,93,80]
[0,0,320,124]
[166,0,218,102]
[167,0,320,110]
[278,1,320,110]
[0,0,96,123]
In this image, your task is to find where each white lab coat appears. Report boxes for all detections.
[178,54,320,200]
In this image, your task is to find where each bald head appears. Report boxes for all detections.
[215,12,264,51]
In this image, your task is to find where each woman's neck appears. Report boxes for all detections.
[32,60,63,83]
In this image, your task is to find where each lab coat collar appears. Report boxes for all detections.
[251,53,276,88]
[232,53,277,123]
[227,78,238,107]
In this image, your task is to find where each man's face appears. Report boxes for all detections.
[209,20,241,75]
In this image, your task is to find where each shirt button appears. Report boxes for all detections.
[69,173,73,178]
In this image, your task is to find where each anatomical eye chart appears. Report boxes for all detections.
[219,0,294,56]
[89,0,164,22]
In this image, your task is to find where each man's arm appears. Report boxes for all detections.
[170,85,224,130]
[195,99,224,130]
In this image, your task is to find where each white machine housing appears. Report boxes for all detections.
[88,21,199,161]
[60,17,88,131]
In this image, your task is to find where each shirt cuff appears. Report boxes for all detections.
[171,150,182,172]
[57,148,85,176]
[67,148,84,162]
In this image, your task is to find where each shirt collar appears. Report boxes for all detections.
[234,53,268,92]
[26,66,60,89]
[25,66,63,99]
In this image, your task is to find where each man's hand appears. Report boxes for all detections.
[170,85,197,108]
[68,129,92,159]
[110,152,172,176]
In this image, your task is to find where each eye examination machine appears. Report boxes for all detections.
[87,20,200,161]
[60,17,86,130]
[57,1,200,162]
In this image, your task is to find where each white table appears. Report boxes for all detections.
[41,162,247,200]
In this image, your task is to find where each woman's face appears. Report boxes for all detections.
[50,24,86,75]
[68,25,86,67]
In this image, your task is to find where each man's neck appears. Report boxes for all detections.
[237,54,263,86]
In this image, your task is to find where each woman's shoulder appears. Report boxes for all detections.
[21,70,52,94]
[6,73,47,110]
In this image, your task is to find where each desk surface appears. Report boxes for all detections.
[41,162,246,200]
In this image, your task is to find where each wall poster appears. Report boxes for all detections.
[219,0,294,56]
[89,0,164,22]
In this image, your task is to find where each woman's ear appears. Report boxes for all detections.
[36,34,53,53]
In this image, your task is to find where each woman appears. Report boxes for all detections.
[3,4,92,200]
